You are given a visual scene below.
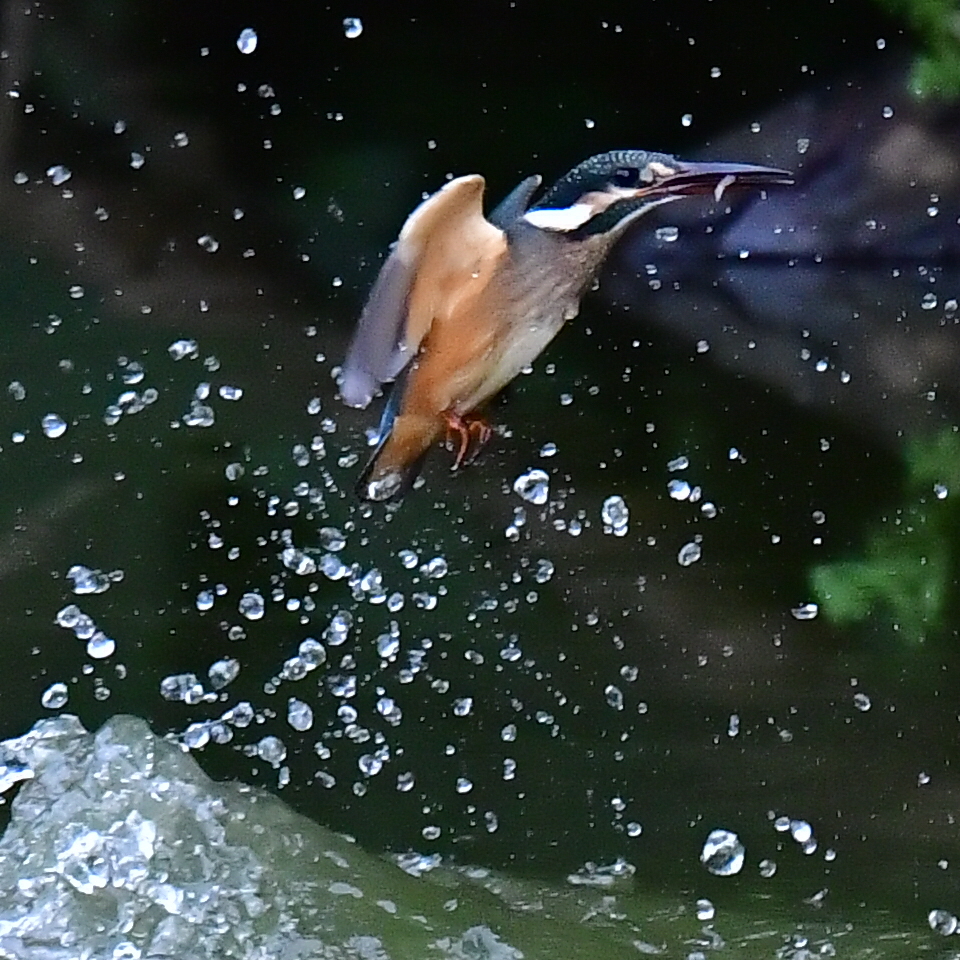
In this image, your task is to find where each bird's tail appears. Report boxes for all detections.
[355,378,439,501]
[356,415,437,501]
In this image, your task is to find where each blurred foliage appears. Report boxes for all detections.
[876,0,960,97]
[811,427,960,640]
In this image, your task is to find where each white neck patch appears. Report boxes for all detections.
[522,203,595,231]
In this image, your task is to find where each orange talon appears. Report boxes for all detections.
[443,410,492,470]
[464,418,492,465]
[443,411,470,468]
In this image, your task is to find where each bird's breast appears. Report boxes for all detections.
[451,258,590,411]
[404,231,609,417]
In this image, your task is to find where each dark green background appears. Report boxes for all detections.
[1,0,958,948]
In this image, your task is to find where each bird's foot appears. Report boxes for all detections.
[443,410,492,469]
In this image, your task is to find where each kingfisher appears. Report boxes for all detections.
[340,150,791,501]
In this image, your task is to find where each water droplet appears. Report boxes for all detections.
[498,640,520,663]
[601,495,629,535]
[759,858,777,878]
[680,113,693,127]
[130,152,145,170]
[710,66,721,78]
[667,479,691,501]
[677,541,701,566]
[197,234,220,254]
[41,413,67,438]
[41,682,69,709]
[921,292,937,310]
[343,17,363,38]
[789,819,813,843]
[256,735,286,767]
[386,592,404,613]
[183,400,214,428]
[513,468,549,504]
[168,339,198,361]
[667,455,689,471]
[287,698,314,731]
[66,564,122,595]
[56,604,92,637]
[928,910,957,936]
[934,483,949,500]
[421,556,448,579]
[208,658,240,689]
[292,639,324,671]
[700,828,744,876]
[604,684,624,711]
[376,634,400,659]
[324,610,353,646]
[279,547,313,576]
[46,164,72,186]
[87,632,116,659]
[534,558,554,583]
[696,898,715,921]
[236,27,258,53]
[160,672,202,703]
[791,602,819,621]
[452,697,473,717]
[318,526,346,552]
[377,697,402,725]
[320,554,348,580]
[238,591,265,621]
[853,692,871,712]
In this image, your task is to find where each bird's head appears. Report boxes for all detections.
[522,149,793,238]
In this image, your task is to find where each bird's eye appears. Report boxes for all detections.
[613,166,640,187]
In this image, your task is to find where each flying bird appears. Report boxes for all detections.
[340,150,792,501]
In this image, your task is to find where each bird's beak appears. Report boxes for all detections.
[640,160,794,203]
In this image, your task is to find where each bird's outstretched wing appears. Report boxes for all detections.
[339,174,506,408]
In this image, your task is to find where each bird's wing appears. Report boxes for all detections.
[488,174,542,229]
[340,175,505,408]
[339,250,415,408]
